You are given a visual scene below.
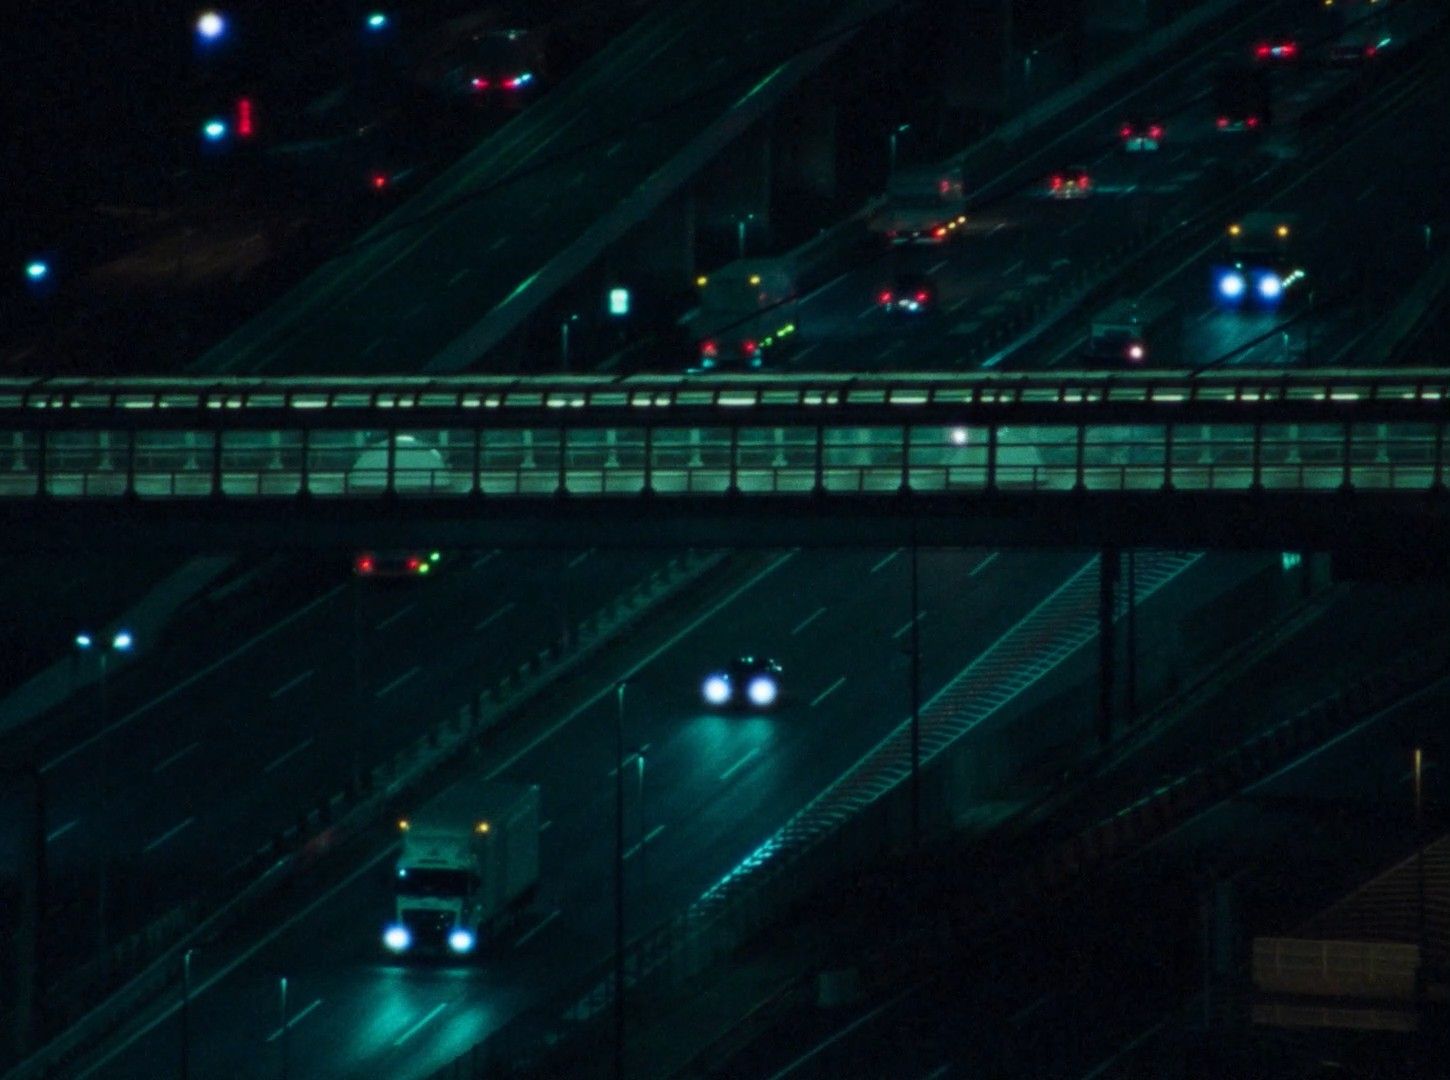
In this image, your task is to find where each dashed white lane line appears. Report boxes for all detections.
[891,612,928,640]
[152,740,203,774]
[927,258,950,274]
[264,737,315,774]
[794,343,822,363]
[394,1003,449,1047]
[474,602,516,632]
[791,606,827,635]
[375,603,416,631]
[268,669,315,700]
[143,816,195,854]
[870,549,901,574]
[810,677,846,709]
[567,548,595,569]
[624,824,665,860]
[375,665,421,698]
[515,909,561,948]
[448,268,471,286]
[471,550,500,570]
[1003,259,1025,276]
[540,819,553,831]
[266,998,323,1043]
[969,552,1000,576]
[487,235,509,252]
[720,747,761,781]
[988,222,1008,235]
[46,819,78,843]
[608,744,652,778]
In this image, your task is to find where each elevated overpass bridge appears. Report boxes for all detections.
[2,369,1448,553]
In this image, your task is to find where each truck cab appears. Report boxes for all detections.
[384,782,540,957]
[1215,212,1307,307]
[1084,297,1180,367]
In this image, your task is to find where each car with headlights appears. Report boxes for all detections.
[702,655,783,709]
[1118,116,1164,152]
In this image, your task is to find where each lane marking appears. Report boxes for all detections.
[487,235,509,252]
[46,819,78,843]
[265,998,323,1042]
[143,817,195,854]
[515,909,560,948]
[78,553,806,1077]
[810,677,846,709]
[891,612,927,640]
[927,258,950,274]
[624,824,665,860]
[765,986,914,1080]
[540,819,553,831]
[264,737,315,774]
[471,550,500,570]
[43,583,347,774]
[152,740,203,774]
[375,603,416,631]
[870,550,900,574]
[567,548,595,570]
[918,1068,951,1080]
[969,552,999,576]
[1003,259,1025,276]
[375,666,420,698]
[475,601,517,632]
[606,140,626,157]
[791,606,827,635]
[268,669,315,700]
[720,747,761,781]
[948,296,975,313]
[988,222,1007,235]
[448,268,471,286]
[394,1002,448,1047]
[856,304,878,320]
[1355,181,1378,203]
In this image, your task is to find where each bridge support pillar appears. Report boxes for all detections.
[1097,547,1119,747]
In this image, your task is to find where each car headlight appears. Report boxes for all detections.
[1256,272,1282,300]
[1217,270,1246,299]
[747,675,778,707]
[383,925,411,953]
[703,674,731,706]
[448,928,476,954]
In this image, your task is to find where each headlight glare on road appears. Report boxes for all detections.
[383,925,411,953]
[747,675,778,707]
[448,928,476,954]
[703,674,731,706]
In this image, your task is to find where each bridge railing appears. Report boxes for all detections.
[3,421,1445,498]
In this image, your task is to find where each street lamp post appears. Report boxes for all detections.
[888,123,910,176]
[278,975,289,1080]
[560,313,579,372]
[74,629,133,953]
[613,681,628,1080]
[181,948,194,1080]
[736,214,755,260]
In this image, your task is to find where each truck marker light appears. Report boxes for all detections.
[476,821,490,834]
[398,819,410,831]
[696,275,708,287]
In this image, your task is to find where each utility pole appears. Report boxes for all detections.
[278,976,289,1080]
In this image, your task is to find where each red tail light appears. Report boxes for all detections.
[405,556,422,572]
[1365,44,1378,56]
[1254,43,1271,58]
[1216,116,1229,128]
[471,77,489,90]
[700,340,718,358]
[1078,175,1091,189]
[741,340,757,356]
[354,554,376,575]
[1246,115,1260,128]
[370,172,388,191]
[1148,125,1163,139]
[1119,124,1133,138]
[879,290,893,304]
[932,226,947,238]
[915,290,929,303]
[1281,42,1298,58]
[1050,174,1063,189]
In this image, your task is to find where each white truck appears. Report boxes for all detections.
[682,255,800,369]
[868,164,968,244]
[383,780,540,957]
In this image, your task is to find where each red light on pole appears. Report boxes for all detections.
[236,97,253,137]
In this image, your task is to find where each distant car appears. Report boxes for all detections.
[702,656,783,709]
[1252,34,1301,62]
[354,551,443,579]
[1119,116,1164,152]
[1048,165,1092,198]
[878,272,936,314]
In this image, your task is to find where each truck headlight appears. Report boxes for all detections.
[1217,270,1246,300]
[1256,272,1282,301]
[703,674,731,706]
[448,928,476,954]
[383,925,411,953]
[747,675,778,707]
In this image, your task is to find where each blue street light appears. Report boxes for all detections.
[201,118,228,142]
[74,633,93,650]
[366,12,389,30]
[25,260,49,282]
[196,10,227,41]
[112,630,134,652]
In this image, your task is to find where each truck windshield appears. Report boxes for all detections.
[396,868,473,897]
